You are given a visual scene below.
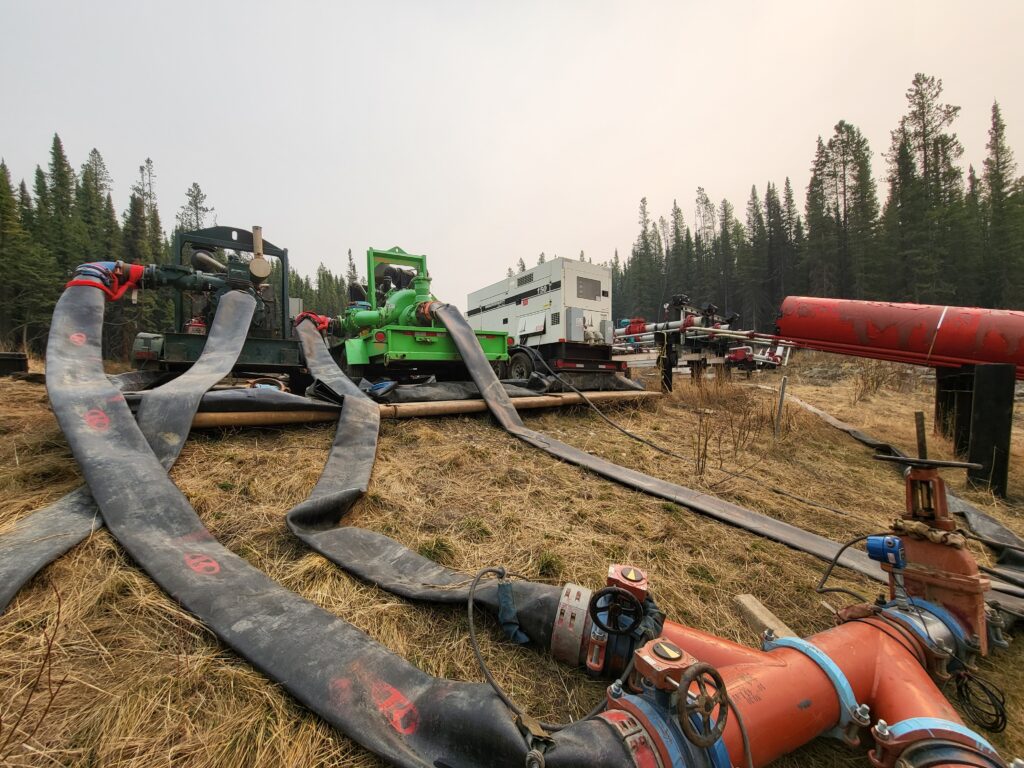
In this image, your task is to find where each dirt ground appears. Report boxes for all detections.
[0,351,1022,767]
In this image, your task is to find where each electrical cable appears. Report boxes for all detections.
[728,696,755,768]
[525,349,691,462]
[528,349,887,528]
[815,532,890,604]
[467,567,610,736]
[952,670,1007,733]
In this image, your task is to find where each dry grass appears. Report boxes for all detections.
[0,356,1022,767]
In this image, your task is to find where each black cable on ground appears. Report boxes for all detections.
[529,350,884,527]
[467,567,609,735]
[728,697,755,768]
[527,350,691,462]
[952,670,1007,733]
[815,532,890,604]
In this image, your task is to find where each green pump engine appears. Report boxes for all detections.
[327,247,509,380]
[131,225,304,379]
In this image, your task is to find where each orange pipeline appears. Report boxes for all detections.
[661,617,964,767]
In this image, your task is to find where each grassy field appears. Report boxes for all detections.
[0,352,1021,766]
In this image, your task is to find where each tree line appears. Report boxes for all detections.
[609,73,1024,330]
[0,141,352,357]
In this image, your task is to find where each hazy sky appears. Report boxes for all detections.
[2,1,1022,309]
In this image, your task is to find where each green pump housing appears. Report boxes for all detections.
[333,247,509,378]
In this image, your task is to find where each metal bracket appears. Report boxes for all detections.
[763,635,870,746]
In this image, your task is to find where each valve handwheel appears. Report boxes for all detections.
[678,662,729,748]
[588,586,644,636]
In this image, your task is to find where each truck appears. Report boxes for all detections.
[467,257,626,380]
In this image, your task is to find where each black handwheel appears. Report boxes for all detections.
[679,662,729,748]
[588,586,644,636]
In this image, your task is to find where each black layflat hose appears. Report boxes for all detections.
[284,319,563,645]
[45,284,631,767]
[0,292,256,613]
[429,303,1024,614]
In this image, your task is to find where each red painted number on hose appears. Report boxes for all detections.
[370,681,419,734]
[184,553,221,575]
[69,332,87,346]
[83,408,110,431]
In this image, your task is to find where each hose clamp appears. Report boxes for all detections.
[550,583,592,666]
[885,718,995,754]
[763,635,870,746]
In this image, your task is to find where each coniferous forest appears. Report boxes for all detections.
[2,73,1022,358]
[607,73,1024,329]
[0,153,351,358]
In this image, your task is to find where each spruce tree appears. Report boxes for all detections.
[0,161,58,350]
[982,101,1020,306]
[46,134,85,274]
[177,182,214,230]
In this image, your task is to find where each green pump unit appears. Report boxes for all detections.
[331,247,509,379]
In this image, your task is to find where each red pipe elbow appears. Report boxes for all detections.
[661,618,971,767]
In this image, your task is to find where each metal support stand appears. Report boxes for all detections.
[967,364,1015,498]
[654,331,676,393]
[934,364,1014,498]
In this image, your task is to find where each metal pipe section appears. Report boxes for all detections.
[613,318,689,337]
[777,297,1024,379]
[659,618,988,768]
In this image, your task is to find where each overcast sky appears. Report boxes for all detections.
[2,1,1022,309]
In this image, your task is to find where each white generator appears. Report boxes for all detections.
[468,258,624,379]
[468,258,614,346]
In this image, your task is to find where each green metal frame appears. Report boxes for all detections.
[171,226,291,338]
[366,247,428,312]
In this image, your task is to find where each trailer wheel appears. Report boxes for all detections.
[507,351,534,380]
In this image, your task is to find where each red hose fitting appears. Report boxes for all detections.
[66,261,145,301]
[293,312,331,333]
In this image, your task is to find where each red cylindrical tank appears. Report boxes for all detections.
[776,297,1024,378]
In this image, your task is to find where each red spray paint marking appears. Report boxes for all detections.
[174,530,216,545]
[370,681,419,735]
[83,408,110,431]
[184,553,221,575]
[328,677,353,709]
[69,332,87,346]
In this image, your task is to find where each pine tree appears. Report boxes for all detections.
[693,188,716,302]
[717,199,738,315]
[740,186,769,329]
[77,148,115,262]
[516,257,526,274]
[889,73,965,303]
[177,182,213,230]
[17,180,34,232]
[46,134,85,274]
[880,128,930,301]
[0,161,58,350]
[804,137,838,295]
[982,101,1020,306]
[579,250,585,262]
[506,267,514,278]
[346,249,361,288]
[537,252,546,265]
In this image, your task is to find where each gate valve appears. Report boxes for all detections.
[630,637,698,692]
[607,564,649,601]
[629,639,730,749]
